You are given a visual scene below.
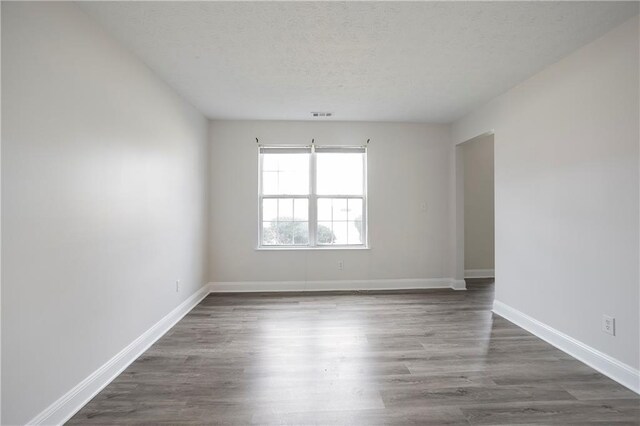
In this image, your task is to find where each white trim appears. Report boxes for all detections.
[26,279,467,425]
[255,245,369,251]
[464,269,495,278]
[455,130,495,147]
[27,285,210,426]
[258,146,368,249]
[309,145,317,245]
[450,279,467,291]
[209,278,465,293]
[493,300,640,394]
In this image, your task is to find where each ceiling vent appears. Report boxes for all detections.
[311,112,332,118]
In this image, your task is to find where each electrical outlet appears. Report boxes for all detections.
[602,315,615,336]
[176,280,180,293]
[338,260,344,270]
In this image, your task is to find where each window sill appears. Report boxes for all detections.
[255,246,370,251]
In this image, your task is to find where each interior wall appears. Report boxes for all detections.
[0,3,3,421]
[463,135,494,273]
[209,120,451,285]
[1,3,209,424]
[452,16,639,371]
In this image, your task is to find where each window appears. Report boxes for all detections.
[259,145,367,248]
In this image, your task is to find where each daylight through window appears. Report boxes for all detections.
[259,146,367,247]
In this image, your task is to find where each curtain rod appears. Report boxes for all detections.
[255,138,370,146]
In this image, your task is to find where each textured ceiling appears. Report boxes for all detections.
[78,1,638,123]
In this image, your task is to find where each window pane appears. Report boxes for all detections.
[262,154,279,170]
[315,198,364,245]
[262,153,309,195]
[332,222,348,245]
[262,199,278,222]
[280,171,308,195]
[316,153,363,195]
[276,222,294,245]
[348,198,363,222]
[317,198,332,221]
[263,198,310,221]
[262,172,278,195]
[348,221,363,244]
[262,222,278,245]
[263,220,310,246]
[294,199,308,221]
[293,222,309,244]
[332,198,348,221]
[317,222,334,244]
[262,198,310,246]
[278,198,293,220]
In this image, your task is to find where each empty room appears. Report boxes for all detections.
[2,1,639,425]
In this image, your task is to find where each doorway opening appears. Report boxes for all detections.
[455,132,495,287]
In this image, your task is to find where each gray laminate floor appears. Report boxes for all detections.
[69,279,639,425]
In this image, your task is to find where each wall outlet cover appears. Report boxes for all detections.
[602,315,615,336]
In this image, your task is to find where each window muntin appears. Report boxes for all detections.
[261,198,309,246]
[317,198,364,245]
[259,146,366,248]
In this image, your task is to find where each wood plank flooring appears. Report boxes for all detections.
[69,280,639,425]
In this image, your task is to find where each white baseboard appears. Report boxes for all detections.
[27,285,210,426]
[450,279,467,290]
[209,277,465,292]
[26,279,466,425]
[493,300,639,394]
[464,269,494,278]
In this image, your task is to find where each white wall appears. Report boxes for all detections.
[209,120,451,286]
[1,3,209,424]
[453,17,639,371]
[463,135,494,272]
[0,3,3,422]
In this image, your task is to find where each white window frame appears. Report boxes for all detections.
[258,145,368,249]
